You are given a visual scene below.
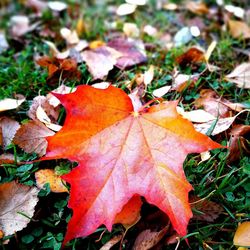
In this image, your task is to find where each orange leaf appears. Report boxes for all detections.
[233,222,250,247]
[114,195,142,227]
[42,85,222,245]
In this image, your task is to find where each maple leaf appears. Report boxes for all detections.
[43,85,222,245]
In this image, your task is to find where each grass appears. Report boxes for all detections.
[0,0,250,249]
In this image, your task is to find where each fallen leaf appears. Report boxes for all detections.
[107,37,147,69]
[174,27,193,47]
[123,23,140,38]
[42,85,222,244]
[194,89,230,118]
[36,106,62,131]
[76,17,85,36]
[114,195,142,227]
[225,5,245,19]
[10,16,30,37]
[228,20,250,39]
[172,73,199,92]
[176,107,216,123]
[233,222,250,247]
[116,3,137,16]
[0,117,20,148]
[190,196,224,222]
[36,56,81,84]
[175,47,205,67]
[35,169,68,193]
[81,46,121,80]
[186,1,209,15]
[48,1,67,12]
[152,86,171,97]
[194,116,236,136]
[0,154,16,165]
[100,235,123,250]
[0,97,25,112]
[60,28,79,45]
[143,65,155,86]
[227,125,250,163]
[143,25,158,37]
[0,182,39,237]
[133,226,169,250]
[28,95,59,122]
[225,63,250,89]
[14,120,55,157]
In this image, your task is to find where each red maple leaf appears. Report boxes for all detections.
[43,85,222,245]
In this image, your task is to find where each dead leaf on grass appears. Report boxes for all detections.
[81,46,121,80]
[225,63,250,89]
[114,195,142,227]
[0,117,20,148]
[35,169,68,193]
[228,20,250,39]
[133,226,169,250]
[175,47,205,68]
[186,1,209,15]
[0,97,25,112]
[13,120,55,156]
[116,3,137,16]
[194,89,230,118]
[100,235,123,250]
[152,86,171,97]
[190,196,224,222]
[0,154,16,165]
[172,73,199,92]
[233,222,250,247]
[107,37,147,69]
[227,125,250,163]
[28,95,59,122]
[0,181,39,237]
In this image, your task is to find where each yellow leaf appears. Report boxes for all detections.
[35,169,68,193]
[234,222,250,247]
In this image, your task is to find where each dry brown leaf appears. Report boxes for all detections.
[28,95,59,122]
[100,235,123,250]
[60,28,79,45]
[194,89,230,118]
[81,46,121,80]
[0,97,25,112]
[133,226,169,250]
[233,222,250,247]
[225,63,250,89]
[144,65,154,85]
[107,38,147,69]
[13,120,55,156]
[227,125,250,163]
[152,86,171,97]
[228,20,250,39]
[172,73,199,92]
[35,169,68,193]
[190,196,224,222]
[176,107,216,123]
[186,1,209,15]
[194,116,236,136]
[76,17,85,36]
[175,47,205,67]
[0,154,16,165]
[0,117,20,148]
[0,181,39,237]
